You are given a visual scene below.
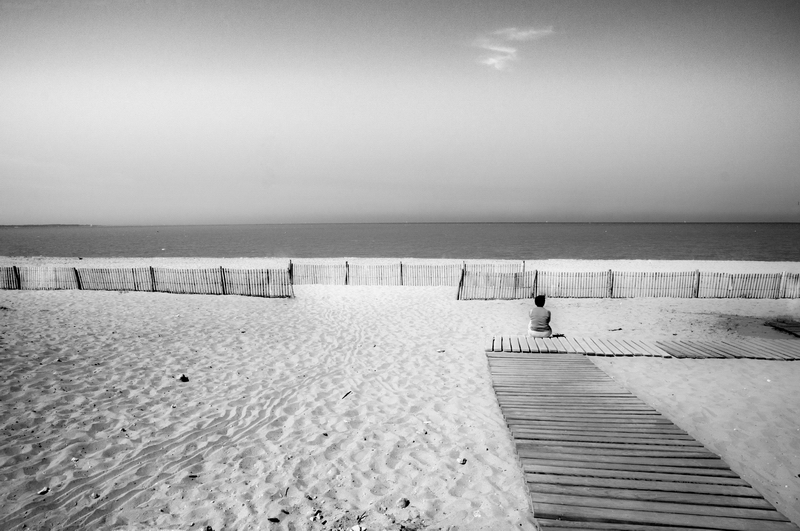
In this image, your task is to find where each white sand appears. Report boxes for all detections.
[1,257,799,530]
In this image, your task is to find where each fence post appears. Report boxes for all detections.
[220,266,227,295]
[74,267,82,290]
[288,261,294,287]
[456,267,466,300]
[345,261,349,285]
[778,271,786,299]
[606,269,613,298]
[532,270,538,298]
[399,261,403,286]
[13,266,21,290]
[150,266,157,292]
[693,270,700,298]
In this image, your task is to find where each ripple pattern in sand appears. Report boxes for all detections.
[1,287,537,530]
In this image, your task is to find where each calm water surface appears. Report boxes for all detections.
[0,223,798,261]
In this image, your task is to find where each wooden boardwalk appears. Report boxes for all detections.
[485,335,800,360]
[487,351,800,530]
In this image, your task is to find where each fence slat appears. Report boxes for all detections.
[0,266,20,289]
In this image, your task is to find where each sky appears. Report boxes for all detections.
[1,0,799,224]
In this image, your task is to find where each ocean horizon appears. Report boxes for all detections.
[1,222,799,262]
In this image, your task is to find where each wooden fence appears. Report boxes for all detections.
[2,263,799,300]
[348,263,402,286]
[291,263,347,285]
[19,266,81,290]
[289,261,465,286]
[698,272,784,299]
[1,266,20,290]
[402,263,464,286]
[77,267,153,292]
[537,271,610,298]
[456,271,536,300]
[457,269,800,300]
[783,273,800,299]
[221,268,293,298]
[0,266,293,298]
[464,261,525,275]
[612,271,698,298]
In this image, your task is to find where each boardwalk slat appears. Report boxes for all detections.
[529,482,776,511]
[530,500,796,531]
[526,473,765,499]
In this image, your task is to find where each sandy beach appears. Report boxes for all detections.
[1,258,800,530]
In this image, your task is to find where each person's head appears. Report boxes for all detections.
[534,295,546,307]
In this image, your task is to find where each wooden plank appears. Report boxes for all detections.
[526,473,765,499]
[618,339,650,356]
[550,337,568,353]
[524,463,750,486]
[515,433,705,447]
[498,396,653,405]
[484,335,495,352]
[684,340,740,359]
[510,336,522,353]
[513,428,699,442]
[504,407,661,417]
[529,500,797,531]
[767,321,800,338]
[603,338,635,356]
[518,439,720,456]
[502,336,512,353]
[674,341,726,359]
[535,518,723,530]
[593,338,627,356]
[617,339,656,357]
[508,416,677,427]
[539,337,558,353]
[555,337,577,354]
[528,490,791,521]
[520,445,715,460]
[510,421,689,435]
[584,337,614,356]
[742,340,794,360]
[718,339,780,360]
[561,337,586,354]
[519,336,532,353]
[528,481,775,511]
[518,450,730,470]
[655,341,700,359]
[697,340,749,359]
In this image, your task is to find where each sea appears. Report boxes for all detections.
[0,223,798,261]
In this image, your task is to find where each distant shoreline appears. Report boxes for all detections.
[2,221,799,228]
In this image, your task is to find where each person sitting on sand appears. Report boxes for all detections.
[528,295,552,338]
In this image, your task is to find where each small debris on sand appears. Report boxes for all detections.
[179,374,189,383]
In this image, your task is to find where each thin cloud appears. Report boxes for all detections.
[474,26,554,70]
